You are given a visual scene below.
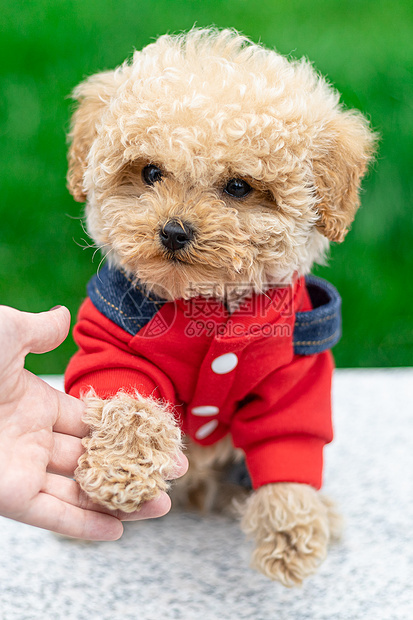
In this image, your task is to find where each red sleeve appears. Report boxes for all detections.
[230,350,334,490]
[64,299,176,403]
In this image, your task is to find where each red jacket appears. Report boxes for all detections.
[65,267,337,490]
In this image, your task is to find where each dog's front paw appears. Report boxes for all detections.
[239,483,341,586]
[75,390,182,512]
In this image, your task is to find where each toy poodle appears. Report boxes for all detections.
[65,28,375,586]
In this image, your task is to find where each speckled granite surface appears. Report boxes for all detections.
[1,369,412,620]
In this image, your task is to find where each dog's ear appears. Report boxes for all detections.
[312,111,376,242]
[67,71,118,202]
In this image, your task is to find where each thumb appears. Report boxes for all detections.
[21,306,71,355]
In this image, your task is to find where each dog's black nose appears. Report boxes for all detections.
[160,220,194,251]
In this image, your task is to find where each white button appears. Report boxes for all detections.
[211,352,238,374]
[191,405,219,416]
[195,420,219,440]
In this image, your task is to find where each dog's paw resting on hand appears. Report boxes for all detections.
[239,483,342,586]
[75,390,182,512]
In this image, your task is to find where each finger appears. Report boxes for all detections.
[122,493,172,519]
[48,432,84,476]
[21,491,124,540]
[52,389,89,438]
[168,451,189,480]
[44,473,172,520]
[20,306,71,355]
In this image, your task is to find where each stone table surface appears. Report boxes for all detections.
[0,369,412,620]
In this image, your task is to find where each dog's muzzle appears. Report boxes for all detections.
[159,220,194,252]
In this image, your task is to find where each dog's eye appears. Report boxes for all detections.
[224,178,252,198]
[142,164,163,186]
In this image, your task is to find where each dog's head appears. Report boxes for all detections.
[67,29,376,300]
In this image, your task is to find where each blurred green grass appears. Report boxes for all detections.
[0,0,412,373]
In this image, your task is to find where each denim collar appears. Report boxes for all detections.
[87,264,341,355]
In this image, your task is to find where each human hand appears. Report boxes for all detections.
[0,305,188,540]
